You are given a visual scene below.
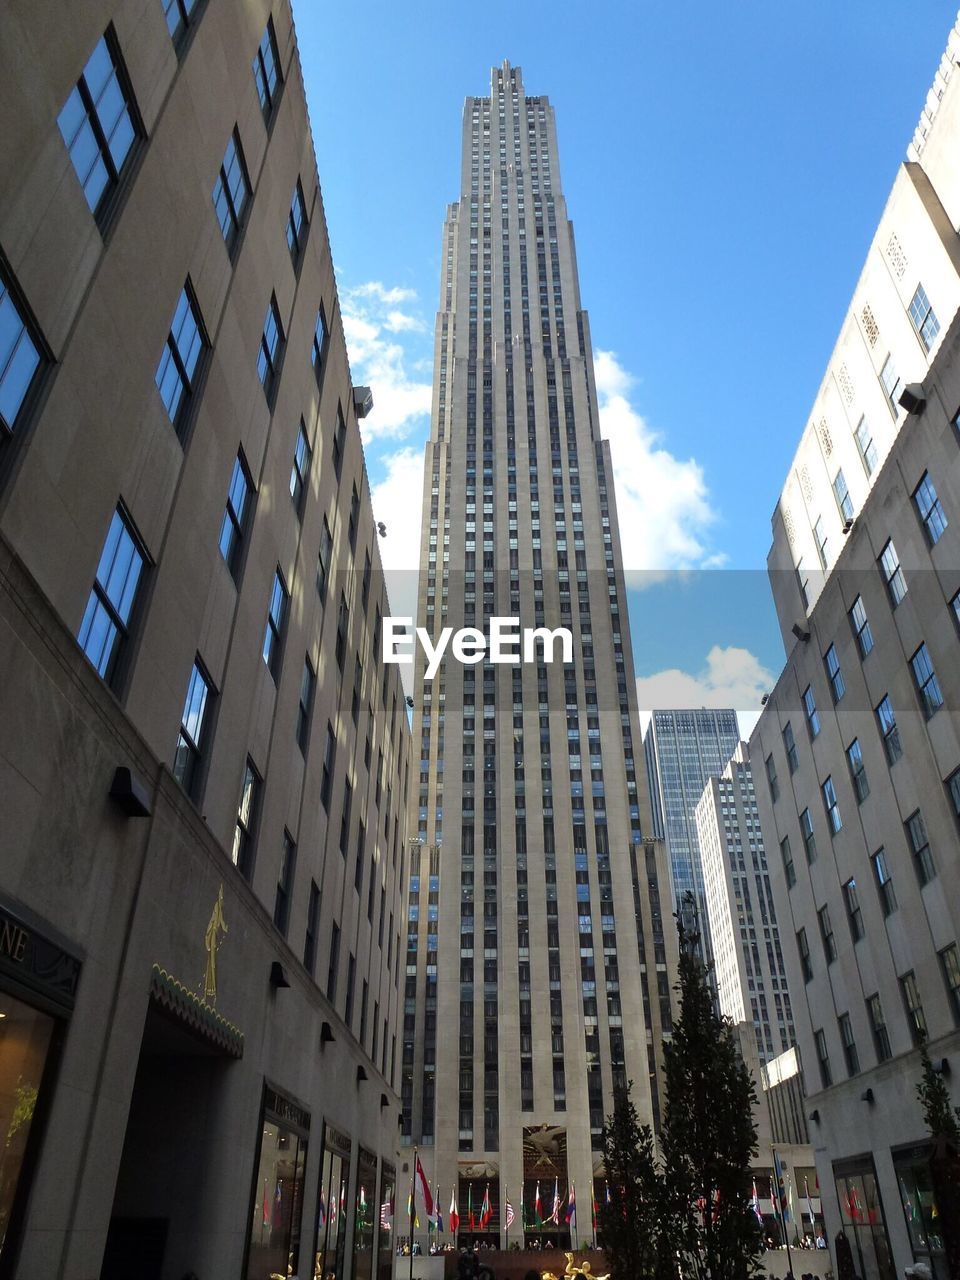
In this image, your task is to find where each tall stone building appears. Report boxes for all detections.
[0,2,408,1278]
[643,707,741,961]
[695,742,797,1064]
[400,62,678,1246]
[750,17,960,1280]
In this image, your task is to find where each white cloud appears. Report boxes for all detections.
[594,350,719,577]
[340,282,432,441]
[635,645,777,741]
[369,446,423,618]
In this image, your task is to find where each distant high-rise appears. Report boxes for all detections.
[643,708,741,960]
[402,62,678,1245]
[694,742,796,1063]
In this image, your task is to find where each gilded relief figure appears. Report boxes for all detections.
[203,884,228,1004]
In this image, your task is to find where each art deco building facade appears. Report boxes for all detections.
[695,742,796,1064]
[643,707,741,961]
[0,3,408,1278]
[751,20,960,1280]
[401,62,678,1245]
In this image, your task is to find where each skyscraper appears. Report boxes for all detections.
[401,62,678,1245]
[643,708,741,959]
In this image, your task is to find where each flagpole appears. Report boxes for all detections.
[504,1184,509,1251]
[571,1182,578,1252]
[772,1145,795,1280]
[409,1147,417,1280]
[591,1177,597,1249]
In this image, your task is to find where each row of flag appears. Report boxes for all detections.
[403,1154,582,1234]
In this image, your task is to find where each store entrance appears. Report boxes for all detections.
[100,995,236,1280]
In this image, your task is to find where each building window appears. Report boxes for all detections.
[253,17,281,122]
[818,904,837,964]
[361,553,372,612]
[0,269,44,434]
[290,419,312,516]
[339,778,353,856]
[951,590,960,635]
[866,994,892,1062]
[219,450,253,580]
[780,835,796,889]
[843,878,864,942]
[312,304,328,377]
[57,31,139,222]
[317,517,332,601]
[274,832,295,936]
[948,769,960,826]
[800,808,817,864]
[900,971,927,1045]
[286,178,308,264]
[258,294,285,405]
[233,758,260,878]
[822,776,841,834]
[763,753,779,803]
[824,644,845,703]
[212,128,250,255]
[846,738,869,803]
[297,657,315,753]
[913,472,948,546]
[78,505,147,684]
[910,643,943,718]
[814,1028,831,1087]
[875,695,902,765]
[849,595,873,658]
[797,928,813,982]
[879,539,906,606]
[905,810,935,885]
[833,470,854,522]
[855,417,878,476]
[162,0,199,46]
[335,592,349,671]
[939,944,960,1026]
[908,283,940,351]
[155,282,206,432]
[344,953,356,1026]
[803,685,820,739]
[871,848,897,917]
[173,657,213,798]
[880,354,902,416]
[347,484,361,553]
[320,723,335,812]
[838,1013,860,1077]
[327,921,340,1001]
[332,403,346,478]
[813,516,828,569]
[781,722,798,774]
[303,880,320,974]
[262,568,288,679]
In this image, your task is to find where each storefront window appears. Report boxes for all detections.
[316,1124,352,1280]
[354,1147,377,1280]
[246,1087,309,1280]
[894,1146,947,1280]
[835,1162,894,1280]
[376,1164,395,1280]
[0,992,56,1266]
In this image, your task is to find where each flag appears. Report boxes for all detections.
[787,1176,797,1228]
[415,1154,434,1218]
[436,1186,443,1234]
[407,1192,420,1230]
[480,1183,492,1228]
[566,1183,576,1226]
[751,1180,763,1226]
[547,1176,560,1225]
[534,1181,542,1226]
[449,1188,460,1235]
[804,1177,816,1230]
[773,1149,789,1221]
[318,1191,327,1232]
[468,1183,475,1230]
[505,1199,516,1229]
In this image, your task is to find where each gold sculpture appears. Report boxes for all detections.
[203,884,228,1004]
[541,1255,609,1280]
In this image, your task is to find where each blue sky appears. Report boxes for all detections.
[291,0,956,731]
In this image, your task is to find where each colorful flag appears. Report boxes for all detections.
[505,1199,516,1229]
[549,1177,561,1225]
[534,1181,542,1226]
[773,1149,790,1221]
[751,1180,764,1226]
[449,1188,460,1235]
[262,1178,272,1228]
[407,1192,420,1230]
[468,1183,475,1230]
[415,1154,434,1218]
[480,1183,492,1228]
[566,1183,576,1226]
[787,1176,797,1228]
[436,1186,443,1234]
